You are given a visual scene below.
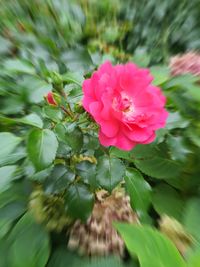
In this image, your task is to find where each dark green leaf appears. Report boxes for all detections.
[131,143,182,179]
[45,164,75,193]
[76,161,97,190]
[152,184,184,221]
[31,166,53,182]
[96,155,125,192]
[65,184,94,221]
[125,168,152,215]
[65,127,83,152]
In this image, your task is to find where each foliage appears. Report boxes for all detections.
[0,0,200,267]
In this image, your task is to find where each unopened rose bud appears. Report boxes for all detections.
[45,92,58,106]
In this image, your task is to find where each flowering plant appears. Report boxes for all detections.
[1,1,200,267]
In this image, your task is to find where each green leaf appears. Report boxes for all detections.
[54,123,66,142]
[132,48,150,67]
[166,112,189,130]
[43,106,63,122]
[62,72,84,87]
[47,248,82,267]
[125,168,152,215]
[152,184,184,221]
[0,132,21,166]
[63,48,93,72]
[96,155,125,192]
[183,198,200,241]
[0,202,26,238]
[185,84,200,102]
[8,212,50,267]
[0,239,9,267]
[65,184,94,221]
[187,248,200,267]
[31,166,53,182]
[0,165,18,193]
[65,127,83,152]
[17,113,43,128]
[76,161,97,190]
[0,180,29,213]
[110,147,133,160]
[45,164,75,193]
[131,143,182,179]
[4,59,35,74]
[21,76,52,104]
[150,66,170,85]
[115,224,186,267]
[27,129,58,171]
[167,135,190,162]
[83,256,131,267]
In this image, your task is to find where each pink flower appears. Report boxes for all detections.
[45,92,57,106]
[82,61,168,151]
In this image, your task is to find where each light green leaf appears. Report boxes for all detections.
[47,248,82,267]
[4,59,35,74]
[115,224,186,267]
[0,165,18,193]
[17,113,43,128]
[0,132,21,166]
[62,72,84,86]
[21,76,52,104]
[9,212,50,267]
[96,155,125,192]
[187,248,200,267]
[43,106,63,122]
[167,135,190,162]
[150,66,170,85]
[27,129,58,171]
[132,48,150,67]
[183,198,200,241]
[0,202,26,238]
[166,112,189,130]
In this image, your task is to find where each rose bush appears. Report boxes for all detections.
[1,1,200,267]
[83,61,168,150]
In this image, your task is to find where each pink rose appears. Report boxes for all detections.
[45,92,57,106]
[82,61,168,151]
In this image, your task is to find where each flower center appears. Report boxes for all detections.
[113,93,134,115]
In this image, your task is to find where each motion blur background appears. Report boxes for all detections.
[0,0,200,70]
